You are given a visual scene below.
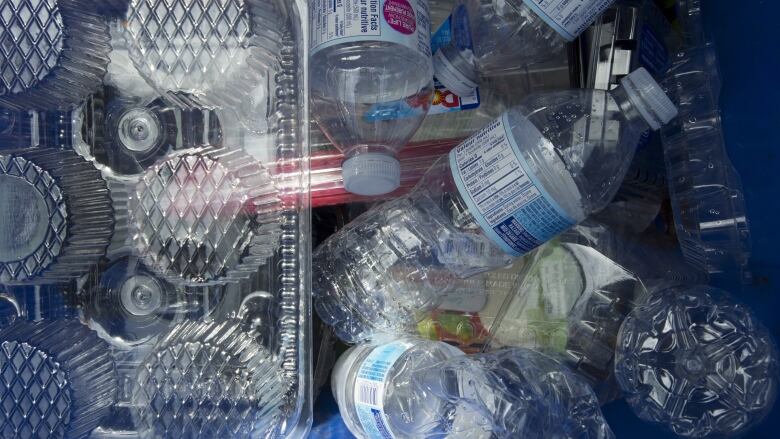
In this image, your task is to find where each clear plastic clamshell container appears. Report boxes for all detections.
[0,0,311,437]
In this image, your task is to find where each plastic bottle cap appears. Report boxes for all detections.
[342,153,401,196]
[621,67,678,131]
[433,47,479,98]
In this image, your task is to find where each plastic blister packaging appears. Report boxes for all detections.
[0,0,311,437]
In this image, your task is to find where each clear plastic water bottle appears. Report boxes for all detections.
[615,284,779,438]
[433,0,615,97]
[0,319,118,438]
[314,68,678,343]
[331,337,467,439]
[412,347,614,438]
[0,0,111,109]
[310,0,434,196]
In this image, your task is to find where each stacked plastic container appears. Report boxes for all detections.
[0,0,311,437]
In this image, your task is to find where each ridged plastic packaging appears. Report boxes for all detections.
[0,0,312,437]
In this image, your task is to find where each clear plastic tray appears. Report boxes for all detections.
[0,1,311,437]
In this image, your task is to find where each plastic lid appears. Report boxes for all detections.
[343,153,401,196]
[621,68,678,130]
[433,46,479,98]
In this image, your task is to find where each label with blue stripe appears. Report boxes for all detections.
[522,0,614,41]
[354,340,413,439]
[449,113,576,257]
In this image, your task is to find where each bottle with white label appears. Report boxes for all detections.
[309,0,434,196]
[313,68,677,343]
[331,338,470,439]
[433,0,615,97]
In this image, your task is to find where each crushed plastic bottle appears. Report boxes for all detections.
[615,284,779,438]
[314,68,678,343]
[331,337,468,439]
[433,0,615,97]
[413,347,614,439]
[309,0,434,196]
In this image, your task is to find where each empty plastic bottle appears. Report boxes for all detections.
[314,68,677,343]
[331,337,467,439]
[310,0,434,196]
[412,347,614,438]
[615,284,779,438]
[434,0,615,97]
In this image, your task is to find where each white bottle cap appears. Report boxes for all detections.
[343,153,401,196]
[433,48,479,98]
[620,67,679,131]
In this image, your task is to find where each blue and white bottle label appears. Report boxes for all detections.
[310,0,432,57]
[522,0,614,41]
[449,113,576,257]
[353,340,413,439]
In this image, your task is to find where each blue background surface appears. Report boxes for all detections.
[311,1,780,437]
[602,1,780,437]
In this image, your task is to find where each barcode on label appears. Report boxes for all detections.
[358,382,380,406]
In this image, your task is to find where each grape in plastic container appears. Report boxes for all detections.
[313,67,678,343]
[309,0,434,196]
[0,0,312,437]
[615,284,779,438]
[433,0,615,97]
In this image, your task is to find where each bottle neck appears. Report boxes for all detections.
[609,86,653,133]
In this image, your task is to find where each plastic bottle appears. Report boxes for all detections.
[331,337,467,439]
[314,67,677,343]
[433,0,615,97]
[615,284,779,438]
[412,347,614,438]
[309,0,434,196]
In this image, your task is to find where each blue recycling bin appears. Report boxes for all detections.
[603,1,780,438]
[311,1,780,437]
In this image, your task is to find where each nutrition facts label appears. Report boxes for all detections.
[310,0,431,57]
[523,0,615,41]
[450,113,575,256]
